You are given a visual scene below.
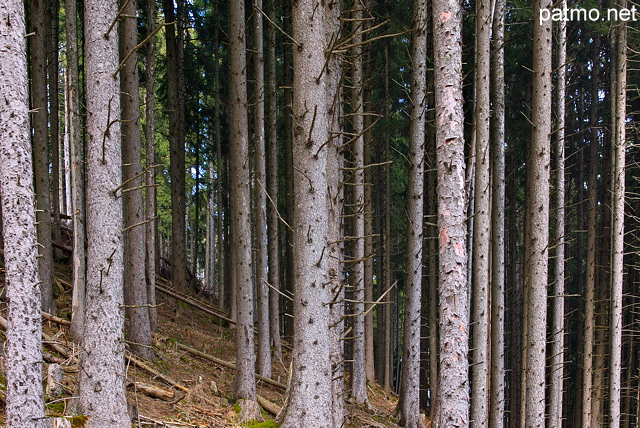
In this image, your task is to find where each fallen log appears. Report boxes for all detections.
[154,337,286,390]
[128,381,175,401]
[156,283,235,325]
[125,352,189,393]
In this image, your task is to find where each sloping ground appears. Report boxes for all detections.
[0,256,404,427]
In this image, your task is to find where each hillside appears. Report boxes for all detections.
[0,257,404,427]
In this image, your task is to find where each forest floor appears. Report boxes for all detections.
[0,255,405,427]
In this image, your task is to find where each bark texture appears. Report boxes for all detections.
[230,0,257,406]
[524,1,552,426]
[0,2,47,424]
[78,0,130,424]
[280,0,334,424]
[433,0,469,425]
[399,0,427,425]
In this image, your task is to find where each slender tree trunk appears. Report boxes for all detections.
[163,0,187,293]
[471,0,491,423]
[583,36,601,428]
[0,2,47,423]
[350,0,369,406]
[434,0,469,424]
[229,0,258,411]
[48,0,62,247]
[67,0,86,340]
[280,0,334,423]
[489,0,505,425]
[383,43,393,396]
[549,5,567,426]
[78,0,129,424]
[523,1,552,426]
[252,0,271,378]
[399,0,427,425]
[145,0,158,332]
[213,13,224,308]
[30,0,56,315]
[121,0,153,361]
[609,4,627,425]
[265,0,282,359]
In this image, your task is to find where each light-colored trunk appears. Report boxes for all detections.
[230,0,257,408]
[609,4,627,425]
[489,0,505,425]
[434,0,469,425]
[383,44,393,396]
[78,0,129,424]
[30,0,56,315]
[265,0,282,359]
[67,0,86,341]
[549,4,567,427]
[524,1,552,426]
[145,0,158,332]
[471,0,491,423]
[253,0,271,378]
[280,0,333,424]
[121,0,153,361]
[0,2,47,423]
[350,1,368,406]
[399,0,427,425]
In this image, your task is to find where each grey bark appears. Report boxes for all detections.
[399,0,427,425]
[253,0,271,378]
[434,0,469,425]
[230,0,258,407]
[30,0,56,315]
[0,2,47,423]
[67,0,86,341]
[609,4,627,425]
[583,32,601,428]
[121,0,153,361]
[279,0,334,424]
[48,0,62,247]
[523,1,552,426]
[145,0,158,332]
[78,0,129,424]
[471,0,490,423]
[383,43,393,396]
[489,0,505,425]
[549,4,567,427]
[350,0,368,406]
[265,0,282,359]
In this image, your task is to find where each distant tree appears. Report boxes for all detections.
[0,0,47,424]
[77,0,130,424]
[433,0,469,424]
[29,0,56,314]
[121,0,153,361]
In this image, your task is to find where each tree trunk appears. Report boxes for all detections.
[549,5,567,427]
[609,4,627,424]
[583,36,601,428]
[524,1,552,426]
[253,0,271,378]
[280,0,334,423]
[163,0,188,293]
[48,0,62,247]
[30,0,56,315]
[265,0,282,359]
[489,0,505,425]
[229,0,258,409]
[471,0,491,422]
[434,0,469,424]
[78,0,129,424]
[120,0,153,361]
[0,2,47,423]
[383,43,393,396]
[399,0,427,425]
[67,0,86,341]
[145,0,158,332]
[350,0,368,406]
